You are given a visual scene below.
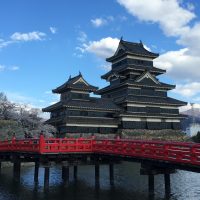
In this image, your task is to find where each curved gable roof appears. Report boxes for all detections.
[106,39,159,62]
[52,73,98,93]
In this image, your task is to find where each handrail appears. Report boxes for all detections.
[0,136,199,166]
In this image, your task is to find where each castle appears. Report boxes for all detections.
[42,39,186,135]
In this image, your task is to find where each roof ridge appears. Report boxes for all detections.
[121,39,140,46]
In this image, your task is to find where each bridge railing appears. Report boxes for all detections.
[0,136,94,154]
[0,136,200,166]
[39,137,93,153]
[0,138,39,152]
[92,139,200,165]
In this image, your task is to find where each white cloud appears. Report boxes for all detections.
[0,31,47,49]
[9,66,19,71]
[172,82,200,97]
[0,39,15,49]
[82,37,119,58]
[73,52,83,58]
[49,27,57,34]
[0,65,19,72]
[90,16,115,28]
[77,31,87,43]
[98,64,111,71]
[77,37,152,60]
[117,0,195,37]
[91,18,107,27]
[177,23,200,55]
[10,31,46,41]
[155,48,200,81]
[75,46,85,53]
[179,103,200,112]
[155,43,200,101]
[0,65,5,72]
[117,0,200,102]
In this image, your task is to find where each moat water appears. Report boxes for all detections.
[0,162,200,200]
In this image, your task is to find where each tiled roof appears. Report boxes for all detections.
[46,116,119,125]
[130,80,175,89]
[42,97,121,112]
[96,79,175,94]
[115,95,187,106]
[120,112,186,119]
[106,39,159,62]
[52,74,98,93]
[101,65,166,79]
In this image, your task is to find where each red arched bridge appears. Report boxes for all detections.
[1,135,200,166]
[0,135,200,196]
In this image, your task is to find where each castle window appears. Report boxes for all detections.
[137,60,144,64]
[80,111,88,116]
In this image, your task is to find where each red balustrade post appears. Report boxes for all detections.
[91,139,96,152]
[191,146,197,164]
[11,136,16,143]
[58,138,62,153]
[90,135,95,152]
[39,134,45,154]
[141,143,145,156]
[11,135,16,151]
[164,144,169,160]
[78,137,83,152]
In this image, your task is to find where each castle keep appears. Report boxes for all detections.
[42,39,187,134]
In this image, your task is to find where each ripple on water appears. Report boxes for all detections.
[0,162,199,200]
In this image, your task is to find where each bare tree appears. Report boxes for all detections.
[14,104,41,129]
[0,92,55,138]
[0,92,16,120]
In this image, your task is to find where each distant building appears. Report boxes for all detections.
[42,39,187,135]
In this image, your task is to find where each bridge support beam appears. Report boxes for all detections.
[13,160,21,182]
[34,162,39,183]
[148,174,155,196]
[95,164,100,185]
[164,173,171,197]
[141,163,175,198]
[74,165,77,180]
[109,163,114,185]
[62,166,69,184]
[44,166,50,190]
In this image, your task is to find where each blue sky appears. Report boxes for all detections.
[1,0,200,113]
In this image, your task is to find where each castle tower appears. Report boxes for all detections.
[96,39,187,130]
[42,73,120,135]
